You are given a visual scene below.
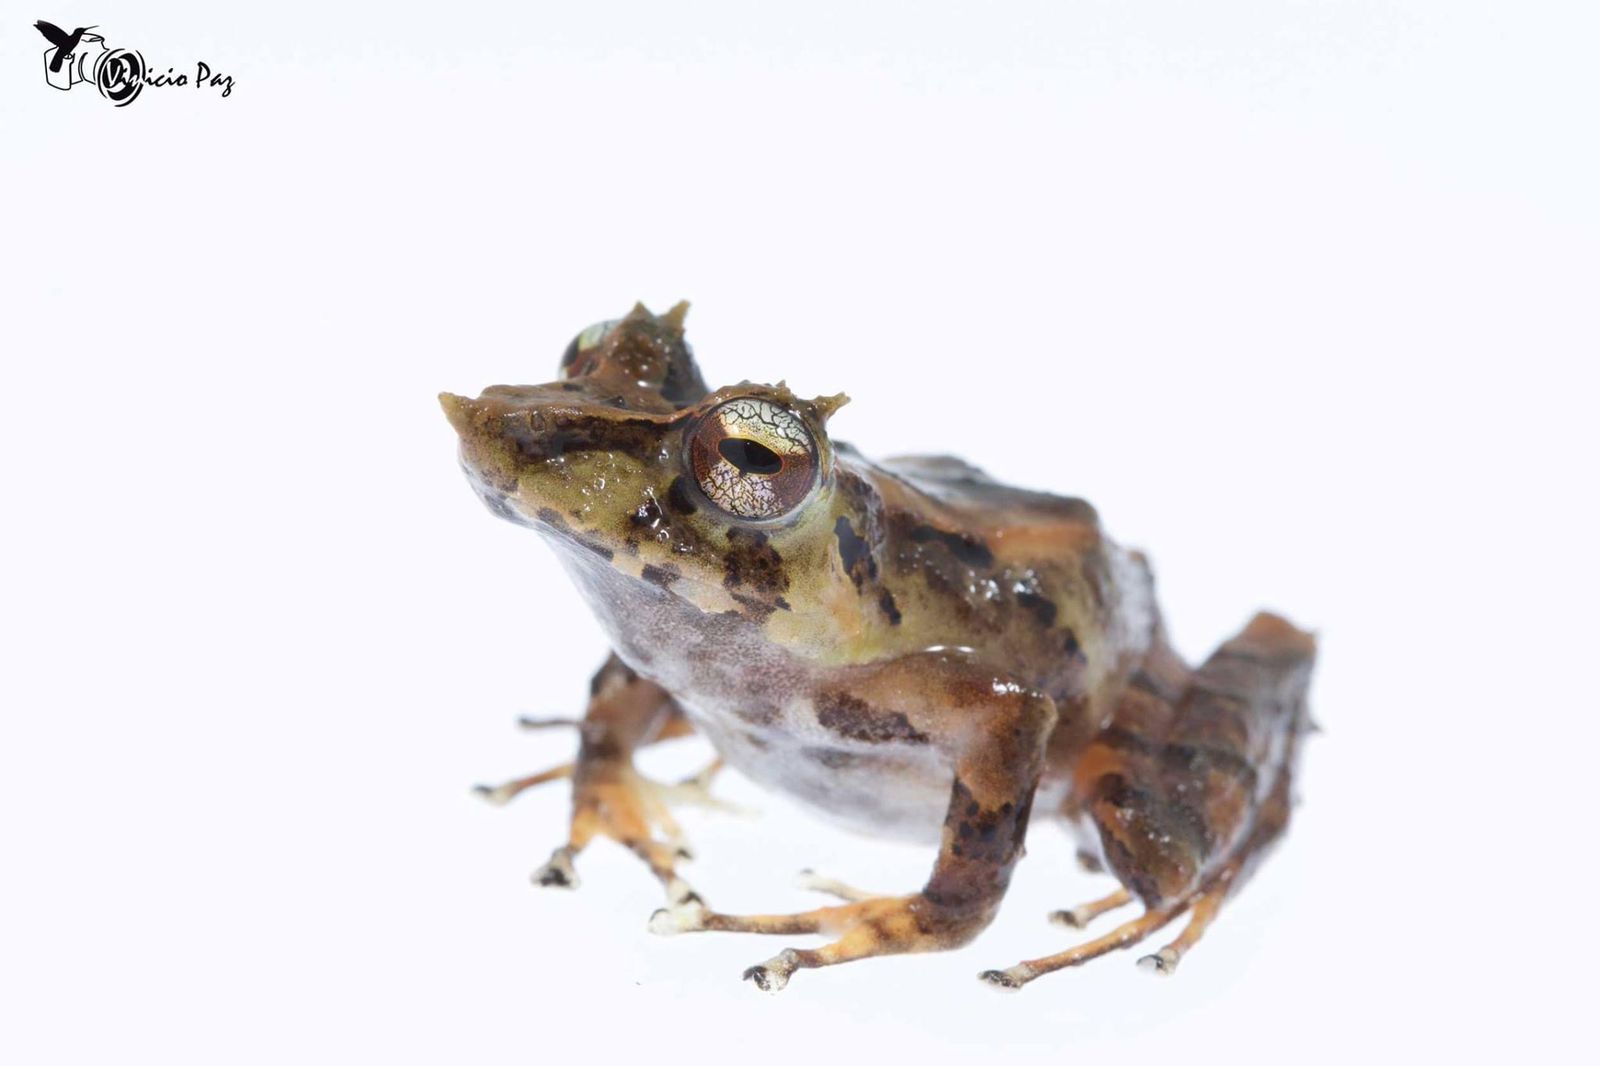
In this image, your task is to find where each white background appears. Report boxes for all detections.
[3,3,1595,1063]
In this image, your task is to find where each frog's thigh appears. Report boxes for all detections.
[983,612,1315,989]
[650,653,1058,991]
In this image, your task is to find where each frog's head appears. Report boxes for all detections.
[440,302,852,629]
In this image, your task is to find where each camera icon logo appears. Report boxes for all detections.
[36,21,144,107]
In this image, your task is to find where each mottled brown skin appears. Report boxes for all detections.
[442,303,1317,991]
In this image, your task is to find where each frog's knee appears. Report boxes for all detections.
[1091,774,1205,906]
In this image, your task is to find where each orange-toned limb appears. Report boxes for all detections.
[476,752,725,811]
[472,763,574,806]
[980,905,1183,990]
[649,653,1057,991]
[982,612,1315,989]
[1137,888,1224,975]
[1048,887,1133,929]
[475,654,726,904]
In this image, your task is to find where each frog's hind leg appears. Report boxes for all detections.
[1048,887,1134,929]
[1137,887,1224,975]
[981,612,1316,990]
[1132,724,1298,976]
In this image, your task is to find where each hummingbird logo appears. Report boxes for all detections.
[34,20,94,73]
[32,18,144,105]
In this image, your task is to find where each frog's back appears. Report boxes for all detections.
[876,454,1102,532]
[838,450,1155,722]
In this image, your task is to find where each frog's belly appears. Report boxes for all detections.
[549,547,953,842]
[683,701,953,844]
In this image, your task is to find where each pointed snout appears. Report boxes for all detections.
[438,392,478,437]
[438,390,526,440]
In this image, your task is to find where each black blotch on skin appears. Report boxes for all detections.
[641,563,681,589]
[730,591,777,623]
[940,778,1033,870]
[908,524,994,568]
[815,692,929,745]
[508,413,666,465]
[834,516,876,588]
[878,589,902,625]
[1016,590,1057,628]
[481,492,521,523]
[578,538,613,560]
[774,596,792,611]
[723,529,787,593]
[534,507,615,560]
[1062,627,1082,662]
[631,496,668,532]
[666,476,699,515]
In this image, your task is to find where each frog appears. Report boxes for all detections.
[439,302,1317,992]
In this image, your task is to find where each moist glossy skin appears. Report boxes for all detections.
[441,303,1317,991]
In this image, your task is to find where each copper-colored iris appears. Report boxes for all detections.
[687,398,818,519]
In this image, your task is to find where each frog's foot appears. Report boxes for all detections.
[648,893,984,992]
[979,904,1183,991]
[1048,886,1133,929]
[476,758,715,905]
[1135,890,1224,976]
[530,761,711,907]
[979,888,1230,989]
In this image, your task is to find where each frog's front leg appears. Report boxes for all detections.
[649,653,1057,992]
[475,653,717,907]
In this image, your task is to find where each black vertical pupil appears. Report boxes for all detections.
[719,437,783,475]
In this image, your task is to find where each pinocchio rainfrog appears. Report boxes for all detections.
[441,303,1316,991]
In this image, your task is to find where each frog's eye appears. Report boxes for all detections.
[558,320,619,379]
[687,398,819,520]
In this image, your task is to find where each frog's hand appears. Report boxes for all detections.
[474,653,711,908]
[647,652,1057,992]
[980,612,1317,989]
